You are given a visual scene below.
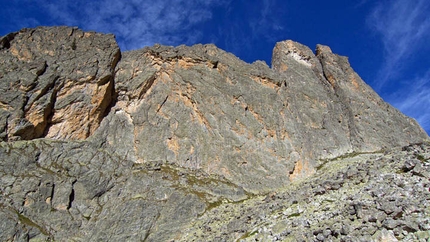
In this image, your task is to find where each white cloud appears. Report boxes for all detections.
[388,71,430,133]
[354,0,370,8]
[220,0,285,62]
[250,0,285,41]
[367,0,430,90]
[38,0,229,50]
[367,0,430,133]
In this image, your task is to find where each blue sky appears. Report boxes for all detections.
[1,0,429,134]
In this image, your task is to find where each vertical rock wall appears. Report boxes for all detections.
[1,27,428,191]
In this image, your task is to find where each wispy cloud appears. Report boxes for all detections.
[367,0,430,90]
[367,0,430,133]
[249,0,285,42]
[354,0,370,8]
[388,71,430,134]
[221,0,285,63]
[9,0,229,51]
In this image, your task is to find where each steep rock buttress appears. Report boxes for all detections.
[1,27,428,191]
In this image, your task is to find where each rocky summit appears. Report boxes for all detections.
[0,26,429,241]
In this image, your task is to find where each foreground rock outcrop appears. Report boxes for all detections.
[0,26,429,241]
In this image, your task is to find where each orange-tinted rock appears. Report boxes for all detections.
[1,27,428,192]
[0,27,119,141]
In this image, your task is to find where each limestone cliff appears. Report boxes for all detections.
[0,27,429,241]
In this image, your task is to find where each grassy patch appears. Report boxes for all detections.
[17,212,50,236]
[416,154,428,163]
[236,229,259,241]
[287,212,302,218]
[317,150,384,171]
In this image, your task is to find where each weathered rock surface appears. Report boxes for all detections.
[0,27,429,241]
[0,139,247,241]
[0,26,119,141]
[97,39,427,192]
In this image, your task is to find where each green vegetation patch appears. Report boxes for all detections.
[17,212,50,236]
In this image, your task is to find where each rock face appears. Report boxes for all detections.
[0,27,429,241]
[0,27,119,141]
